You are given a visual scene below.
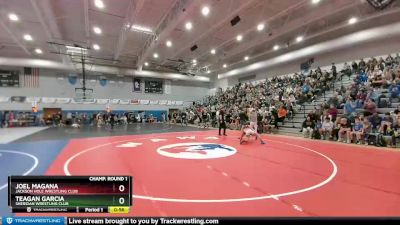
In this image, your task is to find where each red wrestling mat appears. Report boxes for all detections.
[44,130,400,216]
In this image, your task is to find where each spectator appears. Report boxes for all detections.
[338,117,351,143]
[321,117,334,140]
[302,116,315,138]
[350,117,364,144]
[363,99,377,117]
[363,117,372,145]
[161,112,166,123]
[340,62,352,80]
[388,81,400,103]
[378,122,396,147]
[327,93,340,108]
[314,118,322,139]
[352,61,358,74]
[344,98,356,117]
[328,104,338,122]
[369,112,382,132]
[359,58,366,72]
[331,63,337,80]
[277,106,287,126]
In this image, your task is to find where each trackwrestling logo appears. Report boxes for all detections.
[157,143,237,159]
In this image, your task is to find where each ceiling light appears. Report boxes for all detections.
[93,44,100,50]
[244,56,249,61]
[207,70,211,74]
[166,40,172,47]
[192,59,197,64]
[93,26,102,34]
[236,35,243,41]
[23,34,33,41]
[210,49,216,54]
[153,53,159,58]
[296,36,303,42]
[131,24,153,34]
[35,48,42,54]
[201,6,210,16]
[311,0,320,4]
[223,64,227,68]
[94,0,105,9]
[8,13,19,21]
[273,45,279,50]
[257,23,265,31]
[144,62,149,66]
[185,22,193,30]
[348,17,357,24]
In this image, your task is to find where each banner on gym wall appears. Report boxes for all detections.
[25,97,41,103]
[119,99,130,105]
[140,100,150,105]
[133,78,141,92]
[159,100,167,105]
[96,99,109,104]
[10,96,26,103]
[41,97,56,104]
[110,99,120,104]
[131,99,140,105]
[0,96,10,102]
[150,100,159,105]
[56,98,71,104]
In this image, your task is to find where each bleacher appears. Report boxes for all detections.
[277,74,356,137]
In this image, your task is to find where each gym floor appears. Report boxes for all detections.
[1,124,400,217]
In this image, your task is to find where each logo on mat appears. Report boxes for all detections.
[157,143,237,159]
[6,217,13,224]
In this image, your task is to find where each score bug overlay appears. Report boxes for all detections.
[8,176,132,213]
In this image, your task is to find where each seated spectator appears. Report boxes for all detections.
[395,53,400,65]
[388,81,400,103]
[340,62,352,80]
[321,117,334,140]
[327,104,338,122]
[313,119,322,139]
[263,117,273,133]
[369,112,382,132]
[302,116,315,138]
[358,70,368,84]
[331,62,337,80]
[352,61,358,74]
[395,110,400,129]
[363,99,377,117]
[327,93,340,108]
[378,122,396,147]
[350,117,364,144]
[338,117,351,143]
[382,112,394,125]
[370,68,385,88]
[385,54,393,67]
[359,58,366,72]
[363,117,372,145]
[343,98,356,117]
[332,116,342,141]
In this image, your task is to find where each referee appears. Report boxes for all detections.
[218,107,227,136]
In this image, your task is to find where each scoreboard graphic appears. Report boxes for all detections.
[8,176,132,214]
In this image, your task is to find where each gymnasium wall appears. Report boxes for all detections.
[217,34,400,89]
[0,68,209,111]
